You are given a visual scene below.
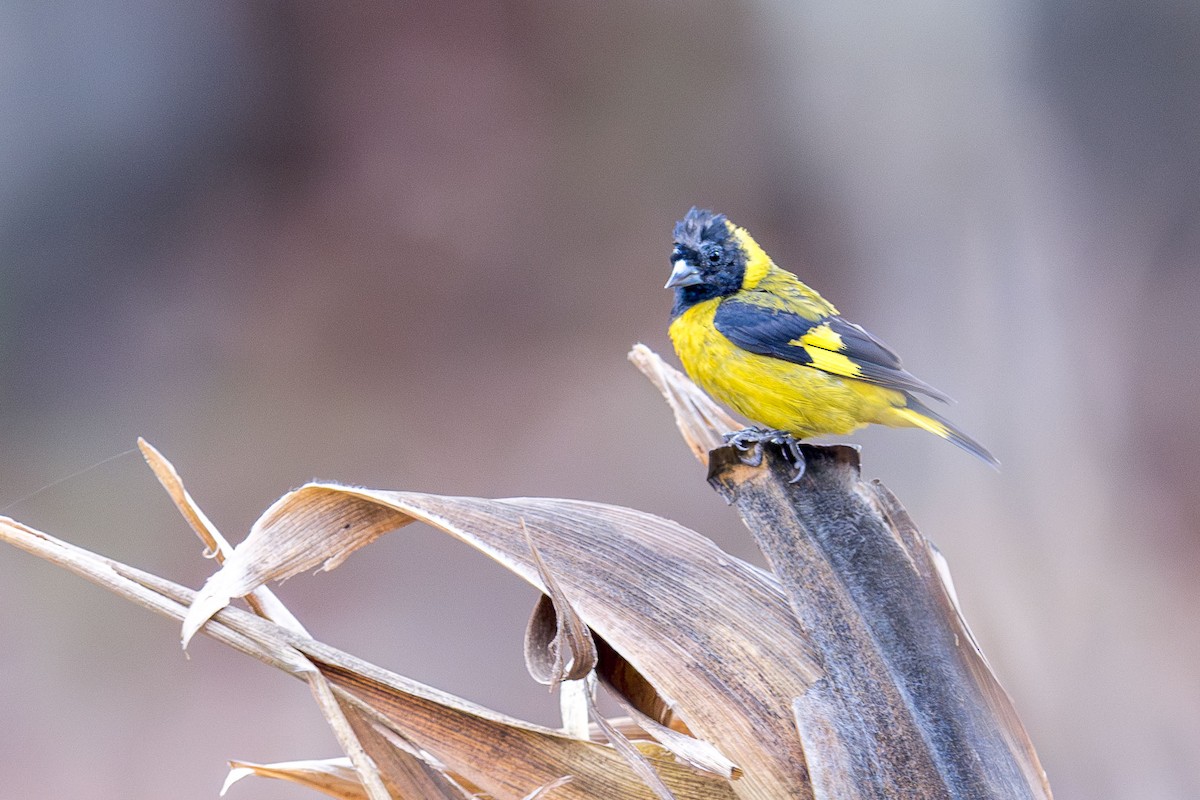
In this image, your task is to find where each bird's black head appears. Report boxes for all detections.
[667,207,745,316]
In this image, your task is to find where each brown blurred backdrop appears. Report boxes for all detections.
[1,2,1198,798]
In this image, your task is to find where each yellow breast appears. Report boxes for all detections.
[668,299,905,437]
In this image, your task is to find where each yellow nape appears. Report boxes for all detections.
[729,224,773,290]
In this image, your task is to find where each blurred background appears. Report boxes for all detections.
[1,1,1197,797]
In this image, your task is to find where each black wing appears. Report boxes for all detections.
[713,298,951,402]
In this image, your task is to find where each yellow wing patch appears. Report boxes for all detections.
[787,323,862,378]
[793,323,844,352]
[801,346,863,378]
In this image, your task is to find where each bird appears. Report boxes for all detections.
[665,207,997,478]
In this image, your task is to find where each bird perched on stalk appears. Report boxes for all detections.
[666,207,997,478]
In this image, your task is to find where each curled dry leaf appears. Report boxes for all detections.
[185,487,813,799]
[522,521,597,687]
[522,529,680,800]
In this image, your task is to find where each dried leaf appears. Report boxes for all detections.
[143,439,400,799]
[223,758,367,799]
[524,524,678,800]
[339,703,473,799]
[605,692,740,781]
[0,517,733,800]
[594,637,685,733]
[522,521,597,687]
[182,486,403,646]
[138,437,227,558]
[318,657,734,800]
[185,486,819,799]
[522,775,574,800]
[140,438,307,635]
[586,691,679,800]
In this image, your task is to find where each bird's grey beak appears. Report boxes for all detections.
[665,259,704,289]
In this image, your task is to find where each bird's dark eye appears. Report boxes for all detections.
[703,245,723,264]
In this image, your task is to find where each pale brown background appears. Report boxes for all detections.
[1,3,1198,798]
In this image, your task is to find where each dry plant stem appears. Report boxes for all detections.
[137,438,308,635]
[705,431,1051,799]
[0,517,311,676]
[522,520,598,687]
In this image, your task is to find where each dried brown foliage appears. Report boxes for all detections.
[0,345,1050,799]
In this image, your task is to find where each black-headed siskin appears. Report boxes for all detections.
[666,207,997,470]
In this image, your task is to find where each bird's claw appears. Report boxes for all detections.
[722,428,807,483]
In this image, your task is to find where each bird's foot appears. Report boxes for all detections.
[723,428,807,483]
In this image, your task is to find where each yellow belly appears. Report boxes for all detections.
[668,299,906,437]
